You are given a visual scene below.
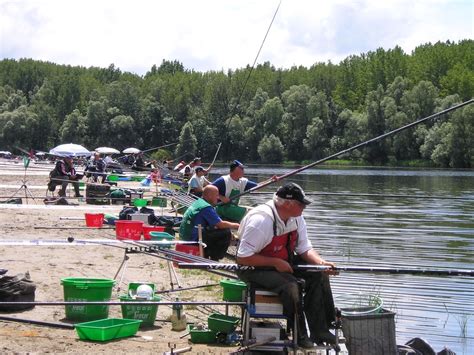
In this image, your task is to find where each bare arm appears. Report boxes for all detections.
[237,254,293,273]
[300,249,337,275]
[215,220,239,230]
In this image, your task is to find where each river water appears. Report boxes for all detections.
[211,166,474,354]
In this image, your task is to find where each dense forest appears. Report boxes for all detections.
[0,40,472,168]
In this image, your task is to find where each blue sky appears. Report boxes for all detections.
[0,0,472,75]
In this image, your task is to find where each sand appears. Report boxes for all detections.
[0,162,241,354]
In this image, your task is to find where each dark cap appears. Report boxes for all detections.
[230,160,245,171]
[194,166,204,173]
[276,183,312,205]
[193,157,201,163]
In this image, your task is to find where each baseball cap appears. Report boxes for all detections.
[276,182,312,205]
[230,160,245,171]
[194,166,204,173]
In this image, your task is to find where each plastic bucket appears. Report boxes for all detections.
[119,295,161,327]
[115,220,143,240]
[142,225,166,240]
[107,175,119,182]
[133,198,148,207]
[174,243,201,266]
[84,213,104,228]
[61,277,115,321]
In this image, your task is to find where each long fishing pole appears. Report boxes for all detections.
[0,301,246,306]
[209,143,222,167]
[177,263,474,277]
[226,99,474,203]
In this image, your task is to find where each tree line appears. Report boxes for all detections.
[0,40,472,168]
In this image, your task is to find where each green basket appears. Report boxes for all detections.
[119,295,160,327]
[208,313,240,333]
[220,279,247,302]
[152,197,167,207]
[188,325,217,344]
[149,232,174,249]
[61,278,115,322]
[75,318,142,342]
[131,175,145,182]
[107,175,119,182]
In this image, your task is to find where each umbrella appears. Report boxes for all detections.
[122,147,141,154]
[95,147,120,155]
[49,143,91,157]
[0,151,12,155]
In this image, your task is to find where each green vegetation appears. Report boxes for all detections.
[0,40,472,167]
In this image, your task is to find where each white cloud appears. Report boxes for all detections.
[0,0,472,75]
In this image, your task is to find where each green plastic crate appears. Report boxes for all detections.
[188,325,217,344]
[220,279,247,301]
[133,198,148,207]
[208,313,240,333]
[75,318,142,342]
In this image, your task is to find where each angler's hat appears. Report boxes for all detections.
[230,160,245,171]
[276,182,312,205]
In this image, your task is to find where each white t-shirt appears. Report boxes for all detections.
[237,200,313,258]
[187,174,207,193]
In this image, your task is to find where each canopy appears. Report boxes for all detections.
[95,147,120,154]
[49,143,91,157]
[122,147,141,154]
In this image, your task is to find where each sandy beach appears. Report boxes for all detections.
[0,161,241,354]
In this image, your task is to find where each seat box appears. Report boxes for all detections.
[254,290,283,315]
[250,320,283,341]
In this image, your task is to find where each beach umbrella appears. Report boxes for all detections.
[0,151,12,155]
[122,147,141,154]
[49,143,91,157]
[95,147,120,154]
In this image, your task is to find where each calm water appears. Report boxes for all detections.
[211,166,474,355]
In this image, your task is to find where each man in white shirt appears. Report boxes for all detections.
[237,183,337,349]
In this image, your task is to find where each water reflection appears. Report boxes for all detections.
[214,167,474,354]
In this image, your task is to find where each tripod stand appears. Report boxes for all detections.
[10,156,36,204]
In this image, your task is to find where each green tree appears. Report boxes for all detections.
[175,122,197,159]
[59,109,88,144]
[258,134,284,163]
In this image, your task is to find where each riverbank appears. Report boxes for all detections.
[0,170,242,353]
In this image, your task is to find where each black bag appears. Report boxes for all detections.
[0,272,36,312]
[119,206,138,220]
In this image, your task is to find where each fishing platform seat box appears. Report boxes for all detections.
[86,183,110,205]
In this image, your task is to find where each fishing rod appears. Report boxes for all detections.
[245,191,474,201]
[177,263,474,277]
[225,99,474,203]
[0,301,246,306]
[0,238,207,247]
[209,142,222,167]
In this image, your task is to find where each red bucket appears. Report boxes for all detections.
[84,213,104,228]
[115,220,143,240]
[142,225,166,240]
[174,243,201,266]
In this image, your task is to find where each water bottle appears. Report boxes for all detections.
[171,297,187,331]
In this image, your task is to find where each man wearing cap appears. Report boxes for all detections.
[187,166,210,197]
[179,185,239,260]
[48,156,83,197]
[212,160,258,222]
[236,182,337,349]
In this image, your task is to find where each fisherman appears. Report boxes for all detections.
[48,155,83,198]
[85,152,106,183]
[187,166,210,197]
[236,182,337,349]
[179,185,239,261]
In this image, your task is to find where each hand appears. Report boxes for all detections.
[321,261,338,276]
[270,175,279,182]
[221,196,231,203]
[273,259,293,273]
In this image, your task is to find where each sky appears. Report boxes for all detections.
[0,0,472,76]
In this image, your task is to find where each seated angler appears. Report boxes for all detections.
[48,155,83,198]
[179,185,239,261]
[236,183,338,348]
[187,166,210,197]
